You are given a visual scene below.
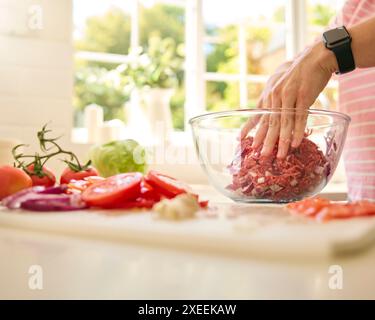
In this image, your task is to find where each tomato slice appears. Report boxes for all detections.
[199,200,209,208]
[140,180,161,201]
[82,173,142,207]
[109,198,156,210]
[315,204,353,222]
[351,201,375,216]
[145,170,192,198]
[287,197,330,217]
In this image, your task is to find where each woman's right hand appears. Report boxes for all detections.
[240,61,292,139]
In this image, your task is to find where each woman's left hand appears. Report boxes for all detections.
[255,42,337,159]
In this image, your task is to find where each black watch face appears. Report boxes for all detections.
[324,27,350,46]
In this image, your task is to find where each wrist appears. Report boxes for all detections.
[314,42,338,74]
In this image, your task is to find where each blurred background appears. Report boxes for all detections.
[72,0,342,130]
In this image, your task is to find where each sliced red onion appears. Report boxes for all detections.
[2,186,87,211]
[20,194,87,212]
[2,186,45,209]
[39,185,67,194]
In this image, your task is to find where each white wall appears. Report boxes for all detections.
[0,0,73,153]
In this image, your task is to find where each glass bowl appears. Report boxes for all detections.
[189,108,350,203]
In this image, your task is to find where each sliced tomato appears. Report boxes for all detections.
[67,176,105,194]
[81,173,142,207]
[287,197,330,217]
[199,200,209,208]
[140,180,161,201]
[315,204,353,222]
[145,170,192,198]
[109,198,156,210]
[351,201,375,216]
[287,197,375,222]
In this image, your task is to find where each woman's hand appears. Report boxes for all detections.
[251,42,337,159]
[240,61,292,139]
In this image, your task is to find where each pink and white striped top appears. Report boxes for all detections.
[334,0,375,201]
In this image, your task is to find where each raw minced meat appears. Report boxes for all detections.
[227,136,330,202]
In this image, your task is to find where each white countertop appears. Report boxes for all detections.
[1,184,374,300]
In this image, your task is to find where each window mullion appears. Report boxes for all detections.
[184,0,205,127]
[238,20,248,108]
[131,0,140,50]
[286,0,307,59]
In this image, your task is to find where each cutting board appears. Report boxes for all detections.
[1,202,375,259]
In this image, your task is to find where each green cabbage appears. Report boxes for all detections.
[89,139,147,177]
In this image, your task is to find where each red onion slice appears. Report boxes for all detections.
[2,186,87,211]
[2,186,45,209]
[20,194,87,212]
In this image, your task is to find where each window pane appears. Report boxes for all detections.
[245,8,287,75]
[74,0,133,55]
[247,82,265,108]
[73,0,186,130]
[206,81,239,111]
[204,0,287,111]
[203,0,287,76]
[204,27,239,74]
[306,0,344,42]
[139,1,186,130]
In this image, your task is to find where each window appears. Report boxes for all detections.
[203,0,288,111]
[73,0,343,137]
[73,0,186,130]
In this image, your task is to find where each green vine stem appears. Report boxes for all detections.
[12,124,91,177]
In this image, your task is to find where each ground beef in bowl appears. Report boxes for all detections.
[227,136,330,202]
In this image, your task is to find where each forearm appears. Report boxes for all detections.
[349,16,375,68]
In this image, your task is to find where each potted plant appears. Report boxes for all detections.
[117,36,184,142]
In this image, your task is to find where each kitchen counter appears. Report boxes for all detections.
[1,184,373,300]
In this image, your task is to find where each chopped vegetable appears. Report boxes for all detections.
[227,135,329,202]
[145,170,192,198]
[81,172,143,207]
[287,197,375,222]
[2,185,87,211]
[153,193,200,220]
[20,194,87,212]
[60,166,98,185]
[89,139,147,177]
[109,198,156,210]
[2,170,207,214]
[67,176,105,194]
[2,186,45,209]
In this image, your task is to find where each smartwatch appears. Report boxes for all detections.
[322,26,355,74]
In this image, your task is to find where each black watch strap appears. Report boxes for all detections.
[331,41,355,74]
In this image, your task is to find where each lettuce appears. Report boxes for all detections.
[89,139,147,177]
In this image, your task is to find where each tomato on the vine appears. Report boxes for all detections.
[26,164,56,187]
